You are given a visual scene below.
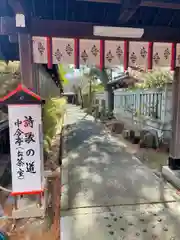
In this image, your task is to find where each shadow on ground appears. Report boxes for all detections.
[62,118,180,239]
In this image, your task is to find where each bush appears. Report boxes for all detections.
[134,70,173,89]
[43,97,66,154]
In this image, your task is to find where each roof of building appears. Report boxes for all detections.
[2,0,180,28]
[0,0,180,61]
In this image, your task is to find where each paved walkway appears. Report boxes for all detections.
[61,105,180,240]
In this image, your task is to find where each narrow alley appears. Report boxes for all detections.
[61,105,180,240]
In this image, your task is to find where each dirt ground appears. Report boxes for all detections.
[0,133,62,239]
[104,121,168,172]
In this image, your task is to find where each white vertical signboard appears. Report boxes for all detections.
[8,104,43,194]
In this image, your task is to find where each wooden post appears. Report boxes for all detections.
[169,67,180,169]
[59,128,64,166]
[46,170,61,239]
[18,33,34,90]
[53,173,61,240]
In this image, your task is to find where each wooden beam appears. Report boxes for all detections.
[0,16,16,35]
[0,17,94,37]
[18,33,33,89]
[0,43,7,61]
[31,20,180,42]
[31,19,94,38]
[76,0,120,3]
[8,0,25,13]
[76,0,180,10]
[1,17,180,42]
[0,0,9,16]
[8,34,18,42]
[119,0,141,23]
[141,0,180,10]
[119,9,138,22]
[8,0,30,30]
[0,35,19,60]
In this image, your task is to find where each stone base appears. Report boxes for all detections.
[11,167,67,218]
[12,194,46,219]
[12,171,51,219]
[162,166,180,189]
[122,129,130,139]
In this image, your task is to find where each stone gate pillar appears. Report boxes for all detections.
[169,67,180,170]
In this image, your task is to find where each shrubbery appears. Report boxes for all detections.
[133,70,173,89]
[43,97,66,154]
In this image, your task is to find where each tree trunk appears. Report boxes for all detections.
[78,87,84,108]
[89,67,114,113]
[101,69,113,113]
[104,85,114,113]
[88,78,93,112]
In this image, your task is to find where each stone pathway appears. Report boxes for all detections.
[61,105,180,239]
[62,202,180,240]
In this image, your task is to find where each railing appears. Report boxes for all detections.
[94,87,172,138]
[114,89,166,122]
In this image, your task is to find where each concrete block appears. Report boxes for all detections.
[162,166,180,189]
[12,194,46,219]
[140,128,159,148]
[122,129,130,139]
[111,122,124,134]
[12,170,54,219]
[129,130,135,139]
[140,132,156,148]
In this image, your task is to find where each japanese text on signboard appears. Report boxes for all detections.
[14,116,36,180]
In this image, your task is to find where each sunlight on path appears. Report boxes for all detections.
[61,105,180,239]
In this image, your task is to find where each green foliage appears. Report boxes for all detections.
[0,61,20,73]
[135,70,172,89]
[88,67,109,85]
[0,61,20,98]
[43,97,66,153]
[57,64,70,85]
[92,83,105,93]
